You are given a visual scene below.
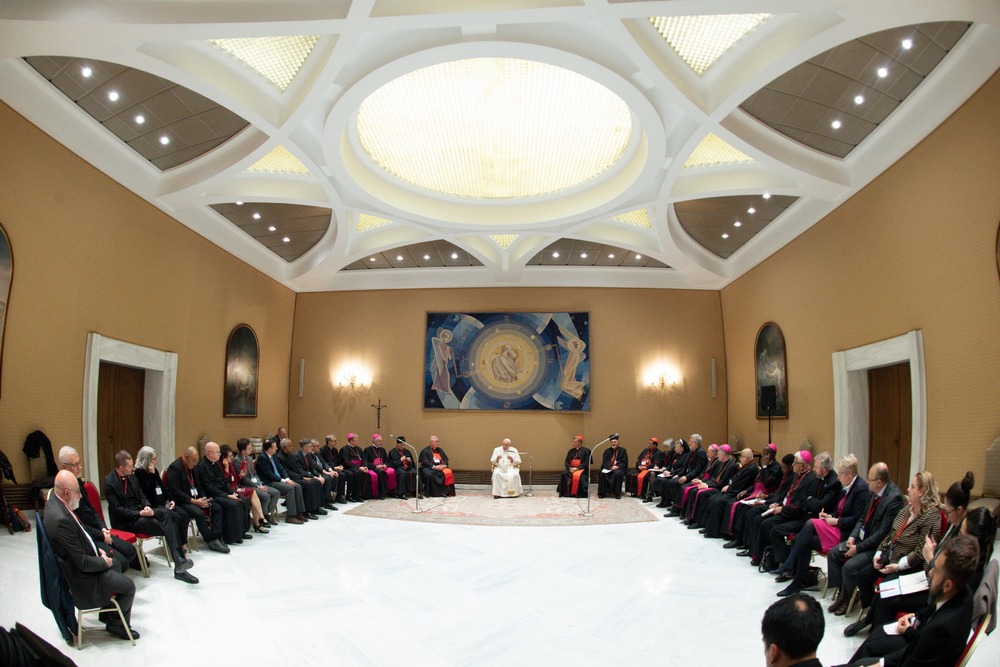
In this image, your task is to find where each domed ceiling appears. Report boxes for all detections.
[1,1,997,292]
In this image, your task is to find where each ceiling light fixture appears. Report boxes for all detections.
[877,66,889,78]
[396,255,404,261]
[423,254,430,260]
[747,207,755,214]
[901,38,913,50]
[268,225,277,232]
[451,252,458,259]
[134,115,145,124]
[722,233,729,239]
[159,136,170,145]
[831,119,842,129]
[81,66,92,78]
[107,90,119,102]
[282,237,290,243]
[252,213,261,220]
[580,253,588,259]
[552,252,560,258]
[369,257,377,262]
[762,192,771,199]
[649,14,771,76]
[635,254,642,260]
[734,221,742,227]
[608,254,615,259]
[235,201,243,206]
[854,94,865,105]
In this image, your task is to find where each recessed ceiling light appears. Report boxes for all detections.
[762,192,771,199]
[267,225,277,232]
[747,207,755,214]
[134,114,145,125]
[282,237,290,243]
[854,94,865,105]
[580,253,588,259]
[252,213,261,220]
[831,119,842,130]
[635,254,642,260]
[608,253,615,259]
[423,254,431,260]
[877,66,889,78]
[451,252,458,259]
[369,257,377,262]
[107,90,119,102]
[235,201,243,206]
[734,221,742,227]
[159,136,170,145]
[552,252,560,258]
[396,255,404,261]
[721,233,729,239]
[901,38,913,50]
[81,66,92,78]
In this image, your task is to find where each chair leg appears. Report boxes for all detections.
[134,541,150,578]
[108,598,135,646]
[845,588,860,615]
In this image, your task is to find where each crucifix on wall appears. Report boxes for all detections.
[371,398,388,431]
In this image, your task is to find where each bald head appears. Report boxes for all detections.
[53,470,81,509]
[204,441,220,463]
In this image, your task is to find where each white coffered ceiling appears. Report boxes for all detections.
[1,1,998,292]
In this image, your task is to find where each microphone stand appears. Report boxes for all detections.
[391,437,423,514]
[520,451,534,497]
[582,434,617,517]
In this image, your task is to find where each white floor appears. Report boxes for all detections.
[2,491,997,667]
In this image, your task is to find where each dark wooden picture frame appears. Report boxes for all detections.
[0,223,11,399]
[755,322,788,419]
[224,323,258,417]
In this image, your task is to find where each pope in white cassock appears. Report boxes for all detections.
[491,439,523,498]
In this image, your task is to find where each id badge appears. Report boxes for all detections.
[190,486,198,497]
[859,527,866,540]
[251,476,260,485]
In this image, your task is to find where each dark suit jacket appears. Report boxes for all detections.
[885,586,972,667]
[103,471,151,529]
[43,492,113,609]
[707,458,739,490]
[340,445,368,470]
[774,471,817,521]
[601,447,628,471]
[256,452,287,485]
[803,470,842,517]
[388,447,415,471]
[194,457,231,500]
[727,463,759,496]
[319,444,343,467]
[290,450,318,478]
[164,457,202,505]
[419,446,450,469]
[364,445,390,468]
[276,450,308,481]
[835,478,870,537]
[851,481,905,553]
[684,447,708,480]
[73,476,109,545]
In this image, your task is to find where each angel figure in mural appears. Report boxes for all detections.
[491,344,521,383]
[431,327,458,394]
[558,336,587,400]
[758,348,785,403]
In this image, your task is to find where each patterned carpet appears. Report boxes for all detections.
[341,488,659,526]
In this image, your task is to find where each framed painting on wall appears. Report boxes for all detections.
[0,223,10,398]
[224,324,258,417]
[424,311,590,411]
[755,322,787,419]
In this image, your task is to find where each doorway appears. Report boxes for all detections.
[96,362,146,491]
[868,362,912,480]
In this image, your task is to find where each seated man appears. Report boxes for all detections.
[683,443,738,527]
[165,447,229,553]
[388,436,420,500]
[47,470,138,641]
[662,434,709,512]
[103,450,197,584]
[277,438,325,515]
[419,436,456,497]
[626,437,661,498]
[490,438,523,499]
[740,450,817,568]
[761,594,824,667]
[648,438,688,505]
[841,534,978,667]
[257,439,309,524]
[306,438,342,509]
[292,438,336,510]
[765,451,841,566]
[556,435,590,498]
[725,453,795,551]
[195,441,253,545]
[364,434,396,499]
[57,445,137,572]
[320,434,359,503]
[341,433,378,500]
[698,447,758,538]
[597,436,628,499]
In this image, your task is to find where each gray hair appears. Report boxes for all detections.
[815,451,833,473]
[690,434,703,446]
[135,446,157,470]
[837,453,858,476]
[299,437,311,447]
[58,445,78,464]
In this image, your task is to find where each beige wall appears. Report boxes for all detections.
[0,102,296,483]
[289,288,728,470]
[721,70,1000,487]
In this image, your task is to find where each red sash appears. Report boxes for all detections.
[569,458,583,495]
[433,454,454,486]
[636,469,650,493]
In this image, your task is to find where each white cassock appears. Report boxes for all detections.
[490,447,523,497]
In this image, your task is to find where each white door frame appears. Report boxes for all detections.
[82,333,177,480]
[832,330,925,482]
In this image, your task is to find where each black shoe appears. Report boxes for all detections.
[174,557,193,573]
[349,497,363,503]
[698,528,708,534]
[615,494,621,499]
[242,532,253,540]
[315,508,328,516]
[174,570,199,584]
[298,513,310,521]
[598,494,606,499]
[642,498,652,503]
[843,620,870,637]
[687,523,700,529]
[494,495,500,499]
[106,625,138,641]
[777,584,802,598]
[655,502,668,508]
[336,496,348,504]
[323,503,336,510]
[208,540,230,554]
[736,549,751,557]
[774,572,792,583]
[666,508,680,516]
[723,540,741,549]
[399,494,408,500]
[417,494,425,499]
[329,505,339,511]
[307,513,319,520]
[750,558,762,567]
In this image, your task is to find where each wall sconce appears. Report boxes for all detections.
[335,365,371,391]
[647,365,680,391]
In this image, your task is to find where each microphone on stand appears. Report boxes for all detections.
[582,431,620,517]
[389,434,423,513]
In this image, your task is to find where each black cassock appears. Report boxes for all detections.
[598,446,629,498]
[387,446,418,498]
[418,446,456,497]
[626,449,663,497]
[557,446,591,497]
[363,445,392,498]
[321,444,364,501]
[341,444,378,499]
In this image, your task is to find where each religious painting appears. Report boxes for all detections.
[424,312,590,411]
[0,223,11,398]
[755,322,787,419]
[224,324,258,417]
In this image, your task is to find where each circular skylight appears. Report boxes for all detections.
[356,58,632,199]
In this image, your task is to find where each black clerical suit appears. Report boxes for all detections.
[557,446,591,497]
[321,444,361,501]
[341,443,377,500]
[746,470,817,563]
[364,445,393,498]
[103,469,187,563]
[308,450,345,502]
[73,476,137,571]
[685,456,739,523]
[597,445,628,498]
[164,457,223,543]
[418,445,456,497]
[44,491,135,634]
[388,445,418,498]
[731,469,794,547]
[626,448,662,497]
[700,462,759,538]
[292,449,335,506]
[193,457,246,544]
[665,445,708,508]
[767,470,842,564]
[277,449,324,512]
[650,450,690,504]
